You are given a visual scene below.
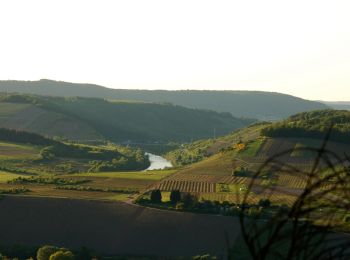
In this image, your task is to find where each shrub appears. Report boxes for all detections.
[150,189,162,203]
[343,215,350,223]
[37,246,59,260]
[176,202,185,210]
[49,250,74,260]
[170,190,181,204]
[193,254,217,260]
[247,207,262,218]
[75,247,91,260]
[258,198,271,208]
[181,193,198,209]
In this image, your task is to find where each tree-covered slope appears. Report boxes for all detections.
[0,93,253,142]
[261,110,350,144]
[0,128,150,172]
[0,79,328,120]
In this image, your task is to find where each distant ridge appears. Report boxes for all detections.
[321,101,350,111]
[0,93,253,142]
[0,79,328,120]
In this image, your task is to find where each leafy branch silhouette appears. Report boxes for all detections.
[238,126,350,260]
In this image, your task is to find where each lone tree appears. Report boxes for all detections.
[150,189,162,203]
[170,190,181,204]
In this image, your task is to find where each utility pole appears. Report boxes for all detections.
[213,128,216,139]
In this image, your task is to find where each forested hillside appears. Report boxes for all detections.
[0,127,149,172]
[0,79,328,120]
[0,93,253,142]
[261,110,350,144]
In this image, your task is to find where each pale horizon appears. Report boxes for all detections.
[1,0,349,101]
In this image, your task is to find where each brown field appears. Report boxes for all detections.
[0,196,240,258]
[0,173,161,201]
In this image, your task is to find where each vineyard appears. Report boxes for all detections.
[156,173,253,193]
[153,136,350,208]
[257,138,295,158]
[277,173,307,189]
[156,180,216,193]
[154,165,308,207]
[199,191,297,206]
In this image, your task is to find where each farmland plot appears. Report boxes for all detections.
[157,180,216,193]
[0,141,40,159]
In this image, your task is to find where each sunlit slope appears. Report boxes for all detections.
[166,122,268,166]
[173,110,350,175]
[159,112,350,206]
[0,102,101,140]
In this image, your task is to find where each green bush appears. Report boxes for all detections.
[247,206,262,218]
[170,190,181,204]
[193,254,217,260]
[176,202,185,210]
[49,250,74,260]
[343,215,350,223]
[258,198,271,208]
[150,189,162,203]
[181,193,198,209]
[37,246,60,260]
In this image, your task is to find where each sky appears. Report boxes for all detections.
[0,0,349,101]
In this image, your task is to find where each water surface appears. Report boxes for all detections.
[145,153,172,170]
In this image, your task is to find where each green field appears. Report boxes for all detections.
[239,138,265,157]
[0,171,28,183]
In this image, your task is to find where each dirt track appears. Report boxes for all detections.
[0,196,240,258]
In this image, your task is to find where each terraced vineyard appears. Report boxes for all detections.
[155,173,251,193]
[277,173,307,189]
[157,180,216,193]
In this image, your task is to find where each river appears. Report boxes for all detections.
[145,152,173,170]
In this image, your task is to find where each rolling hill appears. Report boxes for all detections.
[0,79,328,120]
[157,110,350,209]
[166,109,350,167]
[0,93,253,143]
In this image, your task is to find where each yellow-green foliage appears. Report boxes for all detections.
[0,171,28,183]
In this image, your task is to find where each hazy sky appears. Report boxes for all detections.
[0,1,349,101]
